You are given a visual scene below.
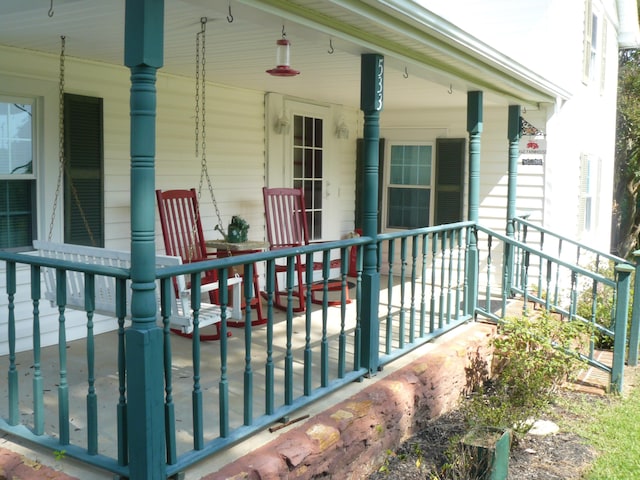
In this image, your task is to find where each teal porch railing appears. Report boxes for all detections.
[0,222,474,478]
[475,223,634,393]
[0,219,635,477]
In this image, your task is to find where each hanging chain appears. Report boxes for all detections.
[48,36,66,241]
[194,18,235,267]
[47,35,96,245]
[194,28,200,159]
[195,18,226,237]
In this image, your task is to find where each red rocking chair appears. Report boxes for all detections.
[262,187,350,313]
[156,188,263,339]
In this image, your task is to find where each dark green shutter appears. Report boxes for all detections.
[435,138,465,225]
[355,138,385,233]
[64,94,104,247]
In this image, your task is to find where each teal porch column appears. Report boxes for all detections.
[505,105,521,297]
[359,54,383,374]
[466,91,483,317]
[124,1,166,479]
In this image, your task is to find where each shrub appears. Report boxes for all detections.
[463,310,589,434]
[575,260,633,350]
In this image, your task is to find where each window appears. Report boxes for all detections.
[579,154,600,233]
[583,0,605,87]
[0,98,36,250]
[386,144,432,229]
[293,114,323,240]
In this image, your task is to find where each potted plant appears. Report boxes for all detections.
[226,215,249,243]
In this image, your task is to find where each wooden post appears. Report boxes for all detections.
[359,54,383,375]
[466,91,483,317]
[124,0,166,478]
[505,105,521,299]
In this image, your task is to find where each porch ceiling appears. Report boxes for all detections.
[0,0,566,111]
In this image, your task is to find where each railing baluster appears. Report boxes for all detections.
[284,259,295,406]
[243,265,254,426]
[31,265,44,436]
[304,255,313,395]
[521,252,530,315]
[265,260,275,414]
[7,261,18,426]
[219,270,230,437]
[354,244,363,372]
[455,229,463,320]
[554,239,562,305]
[430,232,437,331]
[321,251,330,388]
[191,273,203,449]
[537,231,544,297]
[589,278,598,361]
[501,241,510,317]
[438,232,446,329]
[85,273,98,455]
[56,268,69,445]
[116,278,128,466]
[545,259,552,312]
[386,240,395,354]
[399,237,407,348]
[160,278,177,465]
[409,235,418,343]
[446,231,454,325]
[420,234,428,336]
[338,247,348,378]
[485,235,493,313]
[569,271,578,322]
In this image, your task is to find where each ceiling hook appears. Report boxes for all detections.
[448,84,453,94]
[403,67,409,79]
[523,106,527,114]
[200,17,207,32]
[227,3,234,23]
[328,38,334,54]
[282,25,286,38]
[48,0,54,17]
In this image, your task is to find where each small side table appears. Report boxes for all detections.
[205,239,268,327]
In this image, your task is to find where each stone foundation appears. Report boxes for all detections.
[202,321,496,480]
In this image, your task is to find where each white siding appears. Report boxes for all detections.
[0,45,359,353]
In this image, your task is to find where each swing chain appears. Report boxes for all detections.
[195,18,226,238]
[193,19,234,266]
[48,35,97,245]
[48,36,66,241]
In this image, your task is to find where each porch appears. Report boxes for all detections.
[0,220,636,479]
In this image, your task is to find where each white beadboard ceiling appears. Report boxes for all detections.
[0,0,564,111]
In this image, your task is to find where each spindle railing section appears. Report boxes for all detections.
[0,220,635,477]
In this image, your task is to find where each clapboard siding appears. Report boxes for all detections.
[0,47,267,352]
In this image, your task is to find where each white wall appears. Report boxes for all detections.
[0,45,359,353]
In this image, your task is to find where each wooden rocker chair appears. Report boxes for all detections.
[262,187,350,313]
[156,188,263,339]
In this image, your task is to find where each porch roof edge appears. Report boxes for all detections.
[368,0,571,102]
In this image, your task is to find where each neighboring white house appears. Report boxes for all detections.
[0,0,637,353]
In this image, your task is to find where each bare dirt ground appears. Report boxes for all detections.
[367,387,617,480]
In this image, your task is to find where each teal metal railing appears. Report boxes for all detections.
[0,219,635,477]
[475,224,633,393]
[375,222,474,367]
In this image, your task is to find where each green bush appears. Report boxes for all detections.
[575,260,634,350]
[463,310,589,434]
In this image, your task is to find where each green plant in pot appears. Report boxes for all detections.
[226,215,249,243]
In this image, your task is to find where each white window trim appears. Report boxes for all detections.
[382,141,435,232]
